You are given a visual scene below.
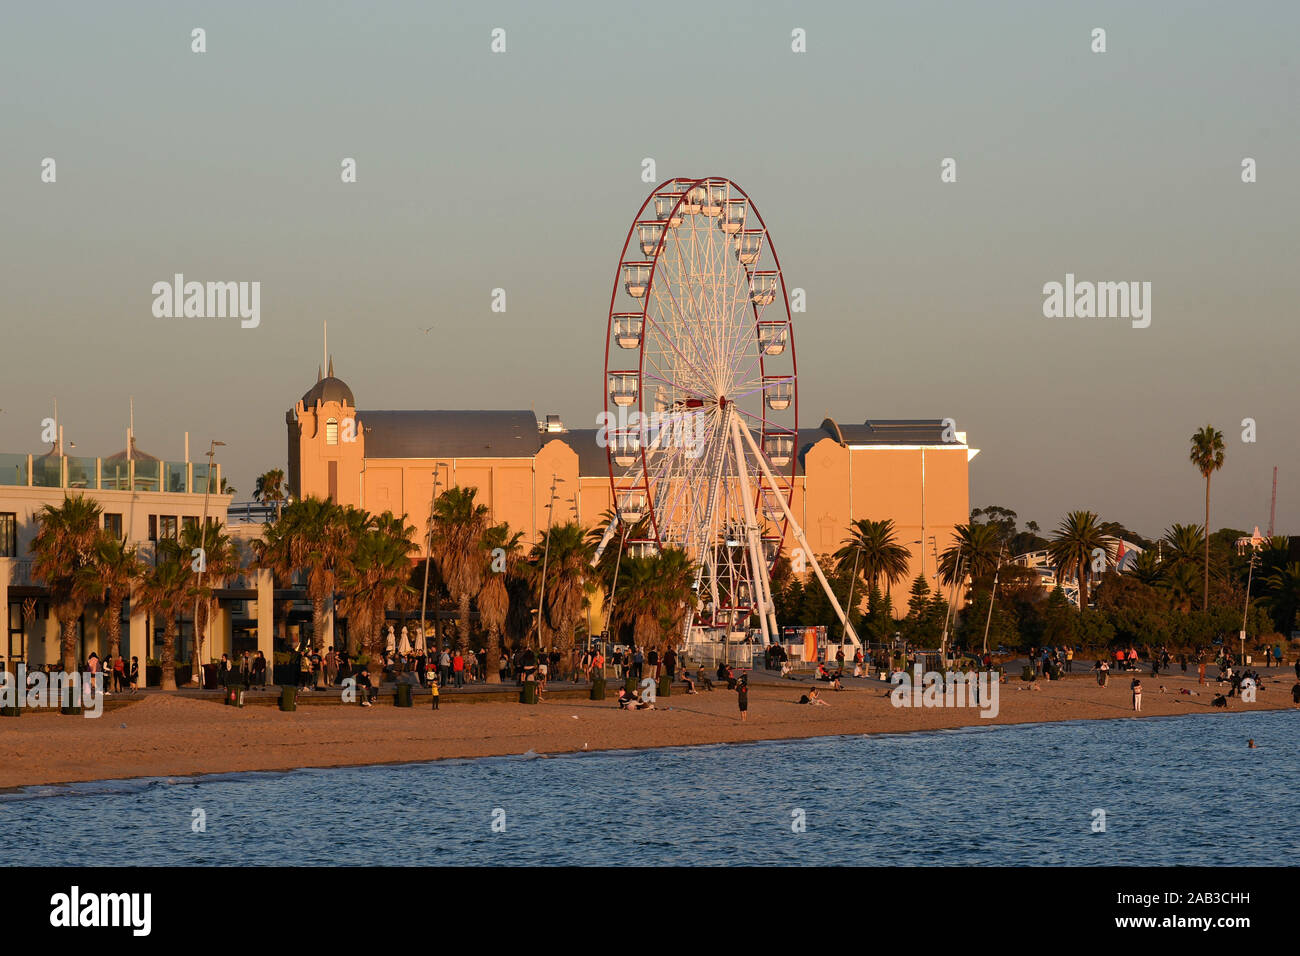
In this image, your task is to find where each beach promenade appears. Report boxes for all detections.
[1,666,1294,791]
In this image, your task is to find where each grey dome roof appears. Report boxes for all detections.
[301,360,354,407]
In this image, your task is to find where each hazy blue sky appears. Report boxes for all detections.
[3,1,1297,539]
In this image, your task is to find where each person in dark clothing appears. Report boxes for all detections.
[356,667,378,706]
[251,651,267,689]
[663,647,676,680]
[734,674,749,721]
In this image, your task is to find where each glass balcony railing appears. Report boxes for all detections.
[0,454,219,495]
[163,460,189,494]
[0,454,29,486]
[133,459,161,492]
[32,457,62,487]
[65,455,96,490]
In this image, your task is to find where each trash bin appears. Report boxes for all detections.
[1,705,20,717]
[590,678,606,701]
[202,664,219,690]
[657,675,672,698]
[395,683,413,708]
[225,684,246,707]
[520,680,538,704]
[624,676,637,695]
[279,686,297,712]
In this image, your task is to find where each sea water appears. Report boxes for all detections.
[1,711,1296,866]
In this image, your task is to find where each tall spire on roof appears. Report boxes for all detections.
[328,356,334,378]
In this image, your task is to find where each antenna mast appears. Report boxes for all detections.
[1268,466,1278,538]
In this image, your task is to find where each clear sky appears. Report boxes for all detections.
[2,0,1297,539]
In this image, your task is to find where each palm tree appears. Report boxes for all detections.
[834,518,911,606]
[180,519,241,667]
[1162,523,1205,570]
[612,556,666,648]
[1259,562,1300,637]
[253,496,352,651]
[1189,425,1225,610]
[1047,510,1113,612]
[137,540,193,689]
[429,487,489,653]
[530,521,595,672]
[338,510,416,663]
[253,468,287,519]
[610,548,698,651]
[30,495,104,672]
[478,523,523,683]
[1159,562,1200,614]
[1128,549,1163,587]
[937,522,1002,592]
[93,534,142,662]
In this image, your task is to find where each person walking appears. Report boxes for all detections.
[252,651,267,689]
[324,647,338,687]
[430,677,440,710]
[1131,678,1143,712]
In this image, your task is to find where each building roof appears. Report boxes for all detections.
[301,360,354,407]
[541,420,962,478]
[358,410,543,459]
[550,429,611,478]
[103,436,160,463]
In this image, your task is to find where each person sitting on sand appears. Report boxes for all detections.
[1212,693,1229,709]
[799,688,830,706]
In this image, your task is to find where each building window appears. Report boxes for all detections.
[182,515,198,534]
[0,513,15,557]
[148,515,157,541]
[103,513,123,540]
[326,418,339,445]
[160,516,178,540]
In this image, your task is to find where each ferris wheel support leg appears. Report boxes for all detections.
[729,414,772,648]
[736,416,860,646]
[590,516,619,567]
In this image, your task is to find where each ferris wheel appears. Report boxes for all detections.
[595,177,855,645]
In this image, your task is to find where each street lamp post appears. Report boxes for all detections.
[1240,549,1257,667]
[981,546,1006,656]
[420,472,442,653]
[192,440,225,684]
[532,474,564,649]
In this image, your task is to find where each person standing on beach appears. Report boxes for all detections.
[1131,678,1143,712]
[734,673,749,721]
[633,647,644,680]
[663,646,676,681]
[129,656,140,691]
[1198,656,1206,686]
[452,650,465,688]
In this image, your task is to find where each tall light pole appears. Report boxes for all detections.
[420,471,442,652]
[192,440,225,684]
[1240,549,1257,667]
[532,474,564,649]
[981,546,1006,656]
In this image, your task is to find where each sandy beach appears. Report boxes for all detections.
[1,668,1295,790]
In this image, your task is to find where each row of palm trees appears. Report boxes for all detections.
[29,496,241,686]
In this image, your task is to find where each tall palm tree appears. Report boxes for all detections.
[1159,562,1200,614]
[478,523,523,683]
[1189,425,1225,610]
[1047,510,1113,613]
[612,556,666,648]
[253,468,287,519]
[93,534,142,662]
[253,496,352,651]
[30,495,104,672]
[937,522,1002,592]
[650,546,697,649]
[429,487,489,653]
[530,521,595,670]
[338,510,416,663]
[136,540,193,690]
[180,519,241,667]
[834,518,911,605]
